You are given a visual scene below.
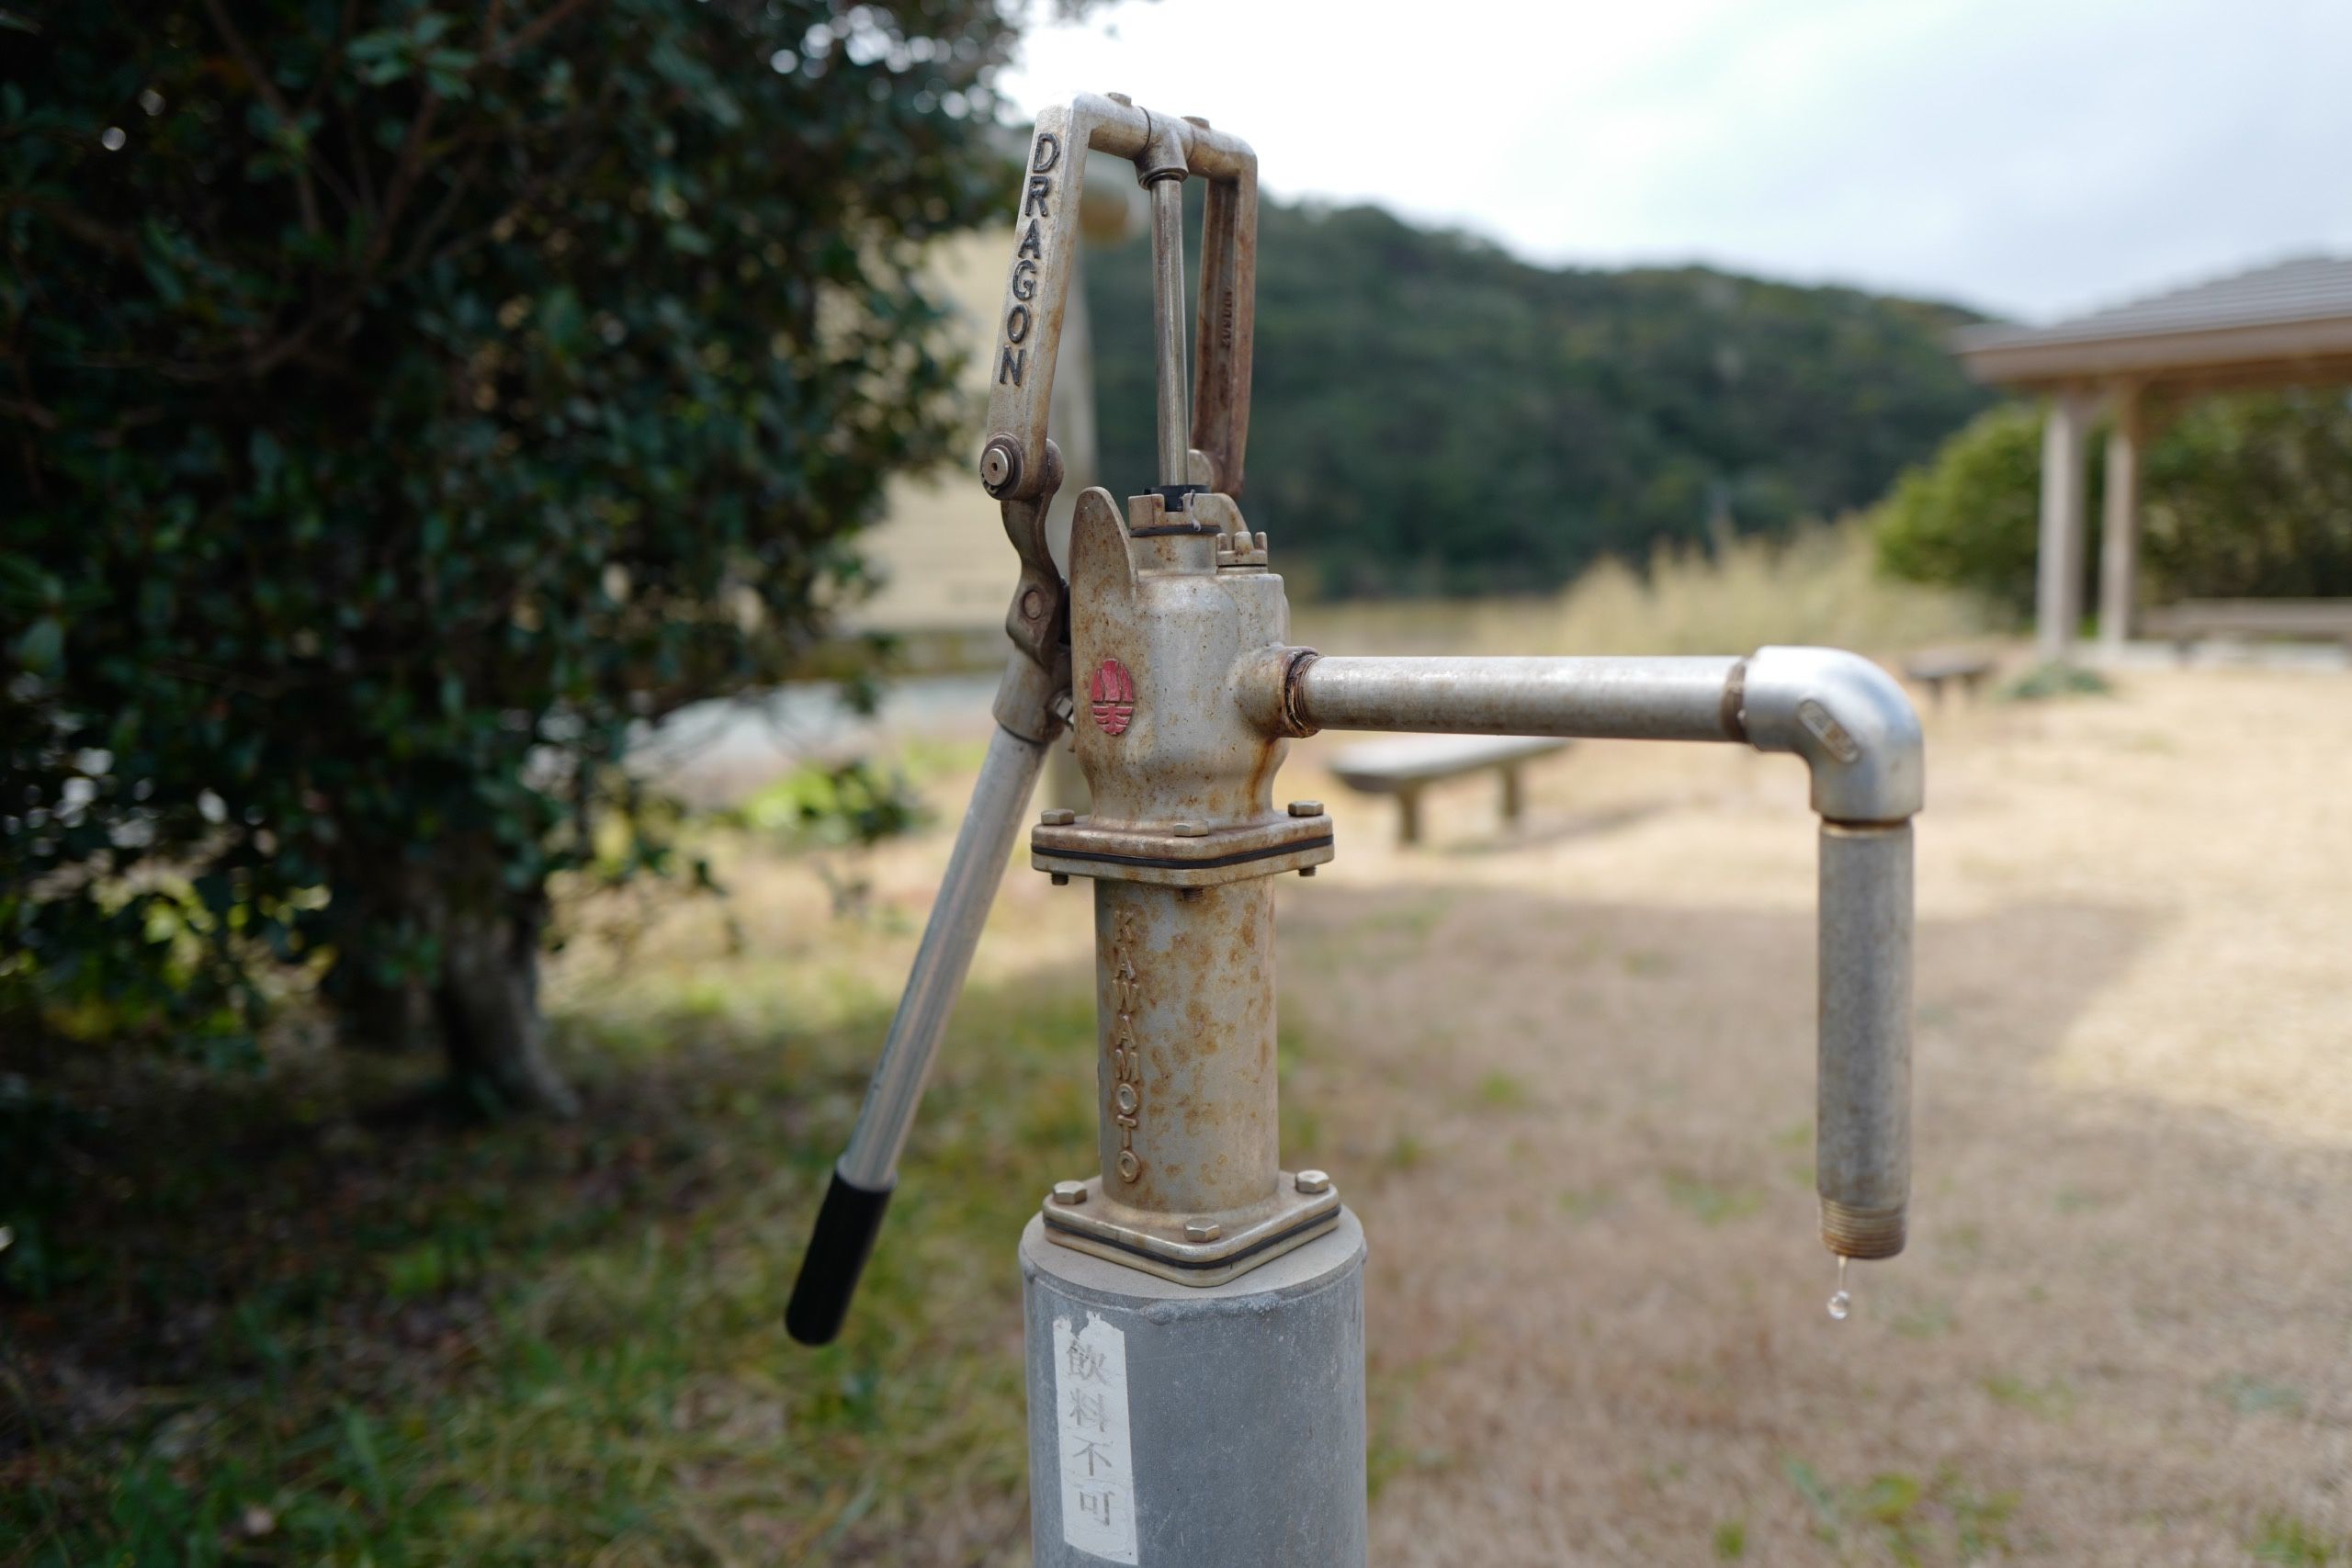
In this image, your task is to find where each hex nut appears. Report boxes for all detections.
[1039,807,1077,826]
[1287,800,1324,818]
[1052,1180,1089,1206]
[1170,820,1207,838]
[1298,865,1317,878]
[1295,1169,1332,1195]
[1050,873,1070,886]
[1182,1219,1221,1242]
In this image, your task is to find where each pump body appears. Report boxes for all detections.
[787,91,1922,1563]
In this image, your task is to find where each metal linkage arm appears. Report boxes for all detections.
[1286,648,1920,1258]
[978,95,1257,503]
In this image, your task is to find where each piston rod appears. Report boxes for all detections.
[1148,174,1191,488]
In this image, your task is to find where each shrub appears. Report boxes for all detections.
[1871,401,2052,620]
[2143,389,2352,600]
[1,2,1041,1107]
[1873,389,2352,621]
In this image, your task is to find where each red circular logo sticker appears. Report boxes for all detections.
[1090,658,1136,736]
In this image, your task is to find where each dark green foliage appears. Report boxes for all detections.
[2143,389,2352,601]
[0,4,1034,1089]
[1872,401,2050,615]
[719,756,928,917]
[1087,196,1994,596]
[1875,389,2352,618]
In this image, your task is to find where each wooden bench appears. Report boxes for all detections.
[2140,599,2352,650]
[1325,735,1569,846]
[1901,649,1996,706]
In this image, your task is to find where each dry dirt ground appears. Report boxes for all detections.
[1273,665,2352,1565]
[728,662,2352,1564]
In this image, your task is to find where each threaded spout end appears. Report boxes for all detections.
[1820,1198,1906,1260]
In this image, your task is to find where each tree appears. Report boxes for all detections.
[1873,389,2352,619]
[1,2,1049,1109]
[2141,389,2352,601]
[1871,401,2049,616]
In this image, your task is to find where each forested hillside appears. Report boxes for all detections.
[1086,193,1995,597]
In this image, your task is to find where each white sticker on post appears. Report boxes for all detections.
[1053,1312,1139,1564]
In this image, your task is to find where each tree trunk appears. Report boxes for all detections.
[435,897,578,1118]
[320,861,440,1055]
[324,851,577,1117]
[333,968,438,1055]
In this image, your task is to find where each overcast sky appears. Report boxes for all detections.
[1002,0,2352,324]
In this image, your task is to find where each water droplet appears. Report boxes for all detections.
[1826,1254,1851,1322]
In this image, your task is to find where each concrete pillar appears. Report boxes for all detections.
[2098,383,2143,656]
[1023,1212,1369,1567]
[2036,389,2092,663]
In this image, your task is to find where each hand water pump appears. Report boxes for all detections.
[786,95,1921,1566]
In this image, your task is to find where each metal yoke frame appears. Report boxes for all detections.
[787,92,1924,1562]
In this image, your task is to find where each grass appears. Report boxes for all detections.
[0,909,1114,1565]
[1473,1070,1531,1111]
[1,788,1350,1567]
[1781,1458,2018,1565]
[1660,1171,1763,1226]
[1981,1374,2075,1422]
[2255,1513,2351,1565]
[1999,660,2115,702]
[2211,1373,2306,1416]
[1292,517,1995,660]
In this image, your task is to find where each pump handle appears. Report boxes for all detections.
[786,1168,894,1346]
[785,715,1056,1346]
[978,95,1257,502]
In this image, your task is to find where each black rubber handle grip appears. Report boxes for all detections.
[786,1170,894,1346]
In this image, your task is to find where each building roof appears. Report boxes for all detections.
[1953,254,2352,391]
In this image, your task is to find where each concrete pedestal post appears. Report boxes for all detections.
[1022,1211,1368,1568]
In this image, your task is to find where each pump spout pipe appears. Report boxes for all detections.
[1284,648,1919,1259]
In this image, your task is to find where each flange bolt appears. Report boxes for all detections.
[1183,1219,1221,1242]
[1040,807,1076,826]
[1295,1169,1332,1195]
[1287,800,1323,818]
[979,437,1022,497]
[1051,1180,1089,1206]
[1170,820,1207,838]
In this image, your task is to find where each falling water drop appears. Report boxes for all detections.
[1826,1254,1851,1322]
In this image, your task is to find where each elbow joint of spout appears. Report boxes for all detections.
[1737,647,1924,825]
